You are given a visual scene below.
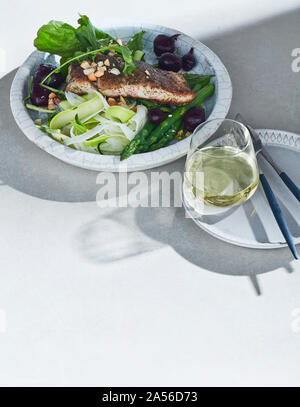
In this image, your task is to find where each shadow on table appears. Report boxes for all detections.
[2,8,300,203]
[135,206,296,295]
[0,69,100,202]
[75,198,296,296]
[2,9,299,294]
[203,8,300,132]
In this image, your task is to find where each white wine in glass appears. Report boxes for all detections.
[183,119,259,214]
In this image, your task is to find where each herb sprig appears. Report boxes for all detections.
[34,15,141,77]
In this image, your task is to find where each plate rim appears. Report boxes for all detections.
[10,23,232,172]
[184,128,300,249]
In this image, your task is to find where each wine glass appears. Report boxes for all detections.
[183,118,259,217]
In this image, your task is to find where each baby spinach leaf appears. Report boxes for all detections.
[34,21,84,57]
[76,15,99,50]
[34,15,138,76]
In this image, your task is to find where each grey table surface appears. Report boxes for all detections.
[1,9,300,386]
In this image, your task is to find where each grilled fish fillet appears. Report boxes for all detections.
[65,53,196,105]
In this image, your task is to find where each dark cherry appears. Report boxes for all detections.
[148,108,168,124]
[183,106,206,132]
[182,48,196,71]
[158,52,182,72]
[154,34,180,56]
[30,83,50,107]
[30,64,63,106]
[33,64,63,87]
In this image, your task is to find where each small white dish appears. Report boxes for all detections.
[10,24,232,172]
[183,129,300,249]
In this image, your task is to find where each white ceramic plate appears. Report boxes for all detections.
[184,129,300,249]
[10,24,232,172]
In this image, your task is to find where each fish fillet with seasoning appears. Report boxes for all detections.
[65,53,197,105]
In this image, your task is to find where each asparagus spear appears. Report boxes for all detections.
[192,76,211,92]
[121,78,213,159]
[141,80,209,151]
[134,143,145,154]
[120,120,156,160]
[138,100,172,113]
[184,73,214,87]
[139,84,215,152]
[138,100,160,109]
[148,120,182,152]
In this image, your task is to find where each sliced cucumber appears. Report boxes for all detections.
[99,135,129,155]
[50,94,104,130]
[61,124,72,136]
[105,106,135,123]
[37,126,70,144]
[82,93,96,101]
[59,100,72,110]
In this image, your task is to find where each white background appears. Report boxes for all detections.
[1,0,300,387]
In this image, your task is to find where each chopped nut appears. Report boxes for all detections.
[34,119,42,125]
[95,71,104,78]
[116,39,123,45]
[83,67,95,76]
[108,50,116,56]
[110,68,120,75]
[91,62,97,68]
[95,67,106,77]
[145,69,150,76]
[119,96,126,106]
[104,59,110,67]
[88,72,97,81]
[97,61,104,67]
[80,60,91,69]
[131,106,137,112]
[175,129,184,140]
[108,98,118,106]
[48,98,56,110]
[49,92,56,99]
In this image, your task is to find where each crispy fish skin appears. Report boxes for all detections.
[65,63,97,94]
[65,54,196,105]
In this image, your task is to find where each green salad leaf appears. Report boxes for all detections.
[34,21,84,58]
[34,15,116,58]
[34,14,141,76]
[95,28,115,42]
[78,14,116,43]
[76,15,101,50]
[117,46,136,75]
[127,30,146,53]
